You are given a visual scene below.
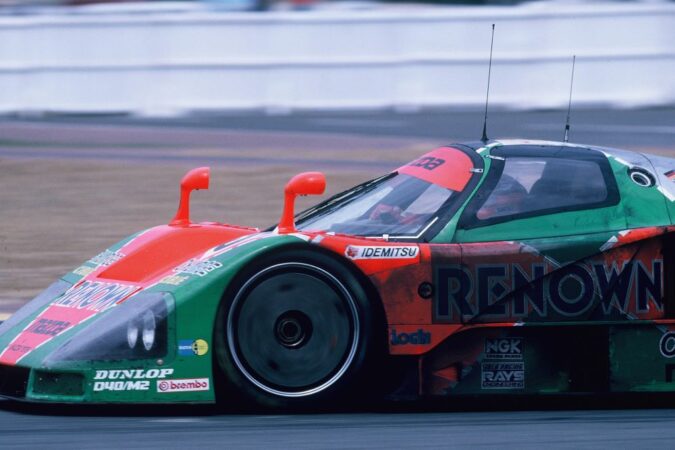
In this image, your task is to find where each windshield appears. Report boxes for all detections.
[295,173,455,237]
[294,146,476,238]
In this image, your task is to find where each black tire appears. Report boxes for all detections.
[214,248,383,410]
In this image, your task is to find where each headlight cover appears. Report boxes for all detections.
[44,292,173,364]
[0,280,72,337]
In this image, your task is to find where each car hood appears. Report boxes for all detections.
[0,223,307,368]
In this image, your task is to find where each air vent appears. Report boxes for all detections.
[0,364,30,398]
[628,168,655,187]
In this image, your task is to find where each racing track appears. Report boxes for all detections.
[3,399,675,448]
[1,108,675,448]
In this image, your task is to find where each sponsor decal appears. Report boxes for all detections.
[167,233,277,282]
[345,245,419,260]
[8,344,31,354]
[397,147,474,192]
[390,328,431,345]
[73,266,95,277]
[666,170,675,181]
[53,280,140,312]
[481,362,525,389]
[25,319,71,337]
[178,339,209,357]
[157,378,210,393]
[72,250,125,277]
[90,250,125,267]
[94,369,174,380]
[484,338,522,360]
[94,381,150,392]
[0,304,95,365]
[201,232,274,261]
[435,260,662,321]
[158,274,189,286]
[92,369,174,392]
[174,259,222,277]
[481,338,525,389]
[407,156,446,171]
[660,332,675,358]
[0,281,139,365]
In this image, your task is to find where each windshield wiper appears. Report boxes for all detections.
[293,173,396,224]
[264,173,395,232]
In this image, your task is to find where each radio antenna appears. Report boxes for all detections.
[563,55,576,143]
[481,24,495,143]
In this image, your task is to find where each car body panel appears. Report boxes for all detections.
[2,139,675,404]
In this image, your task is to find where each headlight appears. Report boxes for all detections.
[142,310,156,351]
[43,292,173,364]
[126,310,157,351]
[127,319,139,349]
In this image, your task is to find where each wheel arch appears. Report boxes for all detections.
[216,240,387,326]
[210,241,389,409]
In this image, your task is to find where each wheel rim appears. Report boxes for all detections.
[227,262,360,398]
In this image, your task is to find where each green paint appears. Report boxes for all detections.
[0,232,307,404]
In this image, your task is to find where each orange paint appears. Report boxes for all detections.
[98,224,254,284]
[278,172,326,234]
[171,167,210,226]
[397,147,474,192]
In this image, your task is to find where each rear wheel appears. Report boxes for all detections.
[214,249,381,410]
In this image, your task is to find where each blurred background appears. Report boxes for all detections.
[1,2,675,441]
[0,0,674,114]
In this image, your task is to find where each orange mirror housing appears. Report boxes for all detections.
[278,172,326,234]
[171,167,210,226]
[181,166,210,192]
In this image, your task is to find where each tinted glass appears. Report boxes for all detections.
[477,157,608,220]
[296,174,455,237]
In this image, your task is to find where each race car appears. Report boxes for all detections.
[1,139,675,409]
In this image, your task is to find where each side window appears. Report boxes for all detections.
[476,157,612,221]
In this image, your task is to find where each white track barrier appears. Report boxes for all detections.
[0,2,674,115]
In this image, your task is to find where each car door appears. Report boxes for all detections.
[433,145,663,325]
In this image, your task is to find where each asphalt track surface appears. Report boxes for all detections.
[2,108,675,448]
[3,398,675,449]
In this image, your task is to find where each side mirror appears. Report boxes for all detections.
[170,167,210,226]
[278,172,326,234]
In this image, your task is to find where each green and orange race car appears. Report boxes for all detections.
[1,139,675,409]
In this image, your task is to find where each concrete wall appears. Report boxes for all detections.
[1,2,674,115]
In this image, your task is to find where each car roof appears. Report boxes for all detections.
[459,138,675,204]
[455,139,674,168]
[466,139,674,165]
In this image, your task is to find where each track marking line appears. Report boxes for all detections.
[526,123,675,135]
[148,418,205,423]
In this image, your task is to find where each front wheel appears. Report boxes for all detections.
[214,250,382,410]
